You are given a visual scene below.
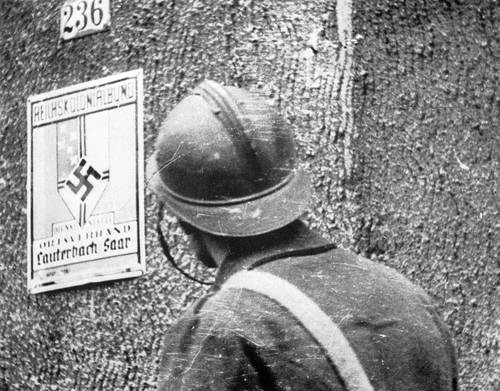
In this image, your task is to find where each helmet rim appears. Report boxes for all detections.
[147,153,311,237]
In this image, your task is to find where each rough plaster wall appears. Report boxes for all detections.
[352,2,499,390]
[0,0,498,390]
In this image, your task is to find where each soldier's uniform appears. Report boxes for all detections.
[157,222,457,390]
[149,80,458,391]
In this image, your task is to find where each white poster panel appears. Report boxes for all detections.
[27,69,145,293]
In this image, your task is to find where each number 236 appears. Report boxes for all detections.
[62,0,105,34]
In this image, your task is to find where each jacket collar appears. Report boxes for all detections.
[213,221,332,286]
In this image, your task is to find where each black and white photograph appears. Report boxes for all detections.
[0,0,498,390]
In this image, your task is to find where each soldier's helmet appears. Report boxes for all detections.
[147,80,311,237]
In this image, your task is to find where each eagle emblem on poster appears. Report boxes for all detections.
[57,115,109,226]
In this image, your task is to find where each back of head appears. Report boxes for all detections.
[148,80,310,237]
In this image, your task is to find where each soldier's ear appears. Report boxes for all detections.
[178,220,195,235]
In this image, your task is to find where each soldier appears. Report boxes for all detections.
[148,80,458,390]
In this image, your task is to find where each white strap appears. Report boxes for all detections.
[222,270,374,391]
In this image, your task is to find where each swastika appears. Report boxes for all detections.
[66,158,101,201]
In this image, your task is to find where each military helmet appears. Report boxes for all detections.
[147,80,311,237]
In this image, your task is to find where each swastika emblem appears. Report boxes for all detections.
[66,158,103,201]
[57,115,109,226]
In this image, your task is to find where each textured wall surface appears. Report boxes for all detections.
[0,0,498,390]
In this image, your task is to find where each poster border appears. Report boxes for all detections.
[26,69,146,294]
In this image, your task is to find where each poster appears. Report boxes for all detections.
[26,69,145,293]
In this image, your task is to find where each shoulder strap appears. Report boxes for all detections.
[221,270,374,391]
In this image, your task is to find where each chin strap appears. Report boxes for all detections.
[157,203,214,286]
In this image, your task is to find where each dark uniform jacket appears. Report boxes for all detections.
[158,222,458,390]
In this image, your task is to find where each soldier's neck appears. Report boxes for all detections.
[201,221,333,284]
[201,233,231,268]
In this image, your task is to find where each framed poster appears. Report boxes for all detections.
[27,69,145,294]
